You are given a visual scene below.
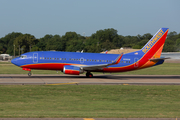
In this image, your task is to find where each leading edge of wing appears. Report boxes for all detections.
[79,53,123,71]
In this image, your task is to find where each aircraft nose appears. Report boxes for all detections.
[11,58,17,65]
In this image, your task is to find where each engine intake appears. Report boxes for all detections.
[63,65,83,75]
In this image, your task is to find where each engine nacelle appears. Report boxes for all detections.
[63,65,83,75]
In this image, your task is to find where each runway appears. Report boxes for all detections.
[0,74,180,85]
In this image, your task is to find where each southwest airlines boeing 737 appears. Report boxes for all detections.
[11,28,169,77]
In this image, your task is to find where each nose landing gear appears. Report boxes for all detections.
[28,71,32,77]
[22,68,32,77]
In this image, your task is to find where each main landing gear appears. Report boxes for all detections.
[86,72,93,78]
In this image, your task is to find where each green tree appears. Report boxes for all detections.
[0,32,22,55]
[13,34,38,54]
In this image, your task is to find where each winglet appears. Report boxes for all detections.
[113,53,123,64]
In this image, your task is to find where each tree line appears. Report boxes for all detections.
[0,28,180,55]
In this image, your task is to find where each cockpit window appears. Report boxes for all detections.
[20,55,27,59]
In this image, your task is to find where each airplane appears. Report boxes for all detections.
[11,28,169,77]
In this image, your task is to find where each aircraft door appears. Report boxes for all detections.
[33,53,38,63]
[134,58,139,68]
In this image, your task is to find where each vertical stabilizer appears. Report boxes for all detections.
[141,28,169,58]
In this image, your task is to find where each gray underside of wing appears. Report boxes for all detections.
[79,64,110,71]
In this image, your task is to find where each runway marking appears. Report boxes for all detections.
[123,84,129,85]
[46,82,79,85]
[83,118,95,120]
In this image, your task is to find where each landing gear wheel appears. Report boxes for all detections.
[86,72,93,78]
[28,72,32,77]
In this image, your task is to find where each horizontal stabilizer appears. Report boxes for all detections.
[149,57,170,61]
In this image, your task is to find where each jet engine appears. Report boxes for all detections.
[63,65,83,75]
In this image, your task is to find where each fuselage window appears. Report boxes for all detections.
[45,57,46,59]
[92,59,94,62]
[55,58,56,60]
[47,58,49,60]
[77,59,79,61]
[50,58,51,60]
[99,60,101,62]
[104,60,106,62]
[102,60,104,62]
[90,59,91,61]
[97,60,99,62]
[84,59,86,61]
[42,57,44,59]
[64,58,66,60]
[87,59,89,61]
[52,58,54,60]
[57,58,59,60]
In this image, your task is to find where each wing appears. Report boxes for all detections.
[78,53,123,71]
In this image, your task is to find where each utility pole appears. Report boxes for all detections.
[29,45,31,52]
[14,45,15,58]
[19,45,20,56]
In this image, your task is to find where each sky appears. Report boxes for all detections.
[0,0,180,38]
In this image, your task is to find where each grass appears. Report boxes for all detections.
[1,63,180,75]
[0,85,179,118]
